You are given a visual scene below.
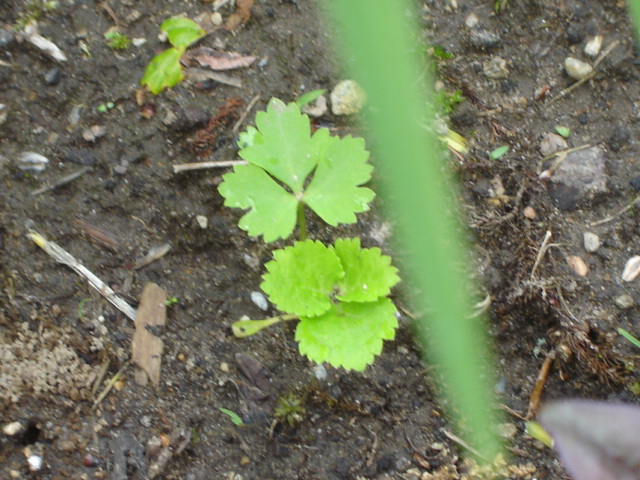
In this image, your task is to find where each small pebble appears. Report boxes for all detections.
[43,67,60,86]
[482,56,509,79]
[211,12,223,26]
[497,422,518,439]
[565,57,593,81]
[583,232,600,252]
[301,95,327,117]
[27,455,42,472]
[330,80,366,115]
[615,294,634,309]
[250,291,269,311]
[0,28,13,48]
[523,206,537,219]
[566,255,588,276]
[312,364,327,380]
[16,152,49,171]
[469,28,501,50]
[622,256,640,282]
[196,215,208,229]
[3,421,24,436]
[465,12,478,28]
[584,35,603,57]
[539,132,568,156]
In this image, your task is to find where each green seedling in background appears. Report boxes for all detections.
[97,102,115,113]
[232,238,400,371]
[105,30,131,50]
[296,89,326,108]
[555,126,571,138]
[141,17,205,94]
[618,327,640,349]
[275,392,306,426]
[165,296,179,307]
[218,98,375,242]
[219,407,243,426]
[436,89,464,115]
[490,145,509,160]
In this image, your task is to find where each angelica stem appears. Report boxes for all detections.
[297,202,307,241]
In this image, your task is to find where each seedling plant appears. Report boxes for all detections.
[141,17,205,94]
[219,98,400,371]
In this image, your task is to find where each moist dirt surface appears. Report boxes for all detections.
[2,0,640,479]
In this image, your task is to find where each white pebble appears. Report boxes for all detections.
[250,291,269,311]
[583,232,600,252]
[27,455,42,471]
[211,12,223,26]
[196,215,208,229]
[622,256,640,282]
[566,255,588,277]
[312,364,327,380]
[584,35,603,57]
[16,152,49,171]
[330,80,366,115]
[565,57,593,81]
[465,13,479,28]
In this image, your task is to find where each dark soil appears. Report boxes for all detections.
[2,0,640,479]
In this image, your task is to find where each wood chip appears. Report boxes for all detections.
[188,47,256,71]
[132,283,167,386]
[224,0,253,31]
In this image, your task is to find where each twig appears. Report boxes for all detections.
[539,144,592,178]
[530,231,554,280]
[32,166,91,195]
[364,426,379,468]
[590,195,640,226]
[172,159,247,174]
[526,352,554,419]
[441,429,487,460]
[232,94,261,136]
[546,40,619,106]
[93,361,129,410]
[28,232,137,320]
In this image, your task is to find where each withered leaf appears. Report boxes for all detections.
[188,46,256,71]
[132,283,167,386]
[235,352,270,392]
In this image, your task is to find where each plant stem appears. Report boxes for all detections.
[297,202,307,241]
[231,313,298,337]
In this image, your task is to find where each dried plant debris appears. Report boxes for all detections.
[0,322,96,406]
[146,428,190,479]
[132,283,167,386]
[224,0,254,31]
[187,46,256,71]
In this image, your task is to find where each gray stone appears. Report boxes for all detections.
[547,147,607,210]
[469,27,501,50]
[615,294,634,309]
[540,132,568,156]
[583,232,600,252]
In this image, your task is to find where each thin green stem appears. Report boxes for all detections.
[232,313,298,338]
[297,202,307,241]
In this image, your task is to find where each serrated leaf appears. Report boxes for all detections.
[261,240,344,317]
[239,98,325,193]
[141,47,184,94]
[161,17,205,49]
[218,164,298,242]
[296,299,398,371]
[304,134,375,225]
[332,238,400,302]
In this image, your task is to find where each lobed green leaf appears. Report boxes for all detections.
[296,299,398,371]
[218,164,298,242]
[333,238,400,302]
[261,240,344,317]
[304,134,375,225]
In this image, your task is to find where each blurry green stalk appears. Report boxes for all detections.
[323,1,500,458]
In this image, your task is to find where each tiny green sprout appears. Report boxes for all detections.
[431,45,454,60]
[494,0,509,13]
[436,89,464,115]
[165,296,179,307]
[105,30,131,50]
[232,238,400,371]
[296,89,326,108]
[618,327,640,349]
[219,98,375,242]
[141,17,205,94]
[96,102,115,113]
[77,298,92,320]
[219,407,243,426]
[489,145,509,160]
[555,126,571,139]
[275,392,306,427]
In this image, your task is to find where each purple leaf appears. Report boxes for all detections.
[539,399,640,480]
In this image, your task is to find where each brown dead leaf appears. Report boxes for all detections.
[188,46,256,71]
[224,0,253,31]
[132,283,167,386]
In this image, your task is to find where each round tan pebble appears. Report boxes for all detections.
[523,206,537,219]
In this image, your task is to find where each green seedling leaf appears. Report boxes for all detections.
[489,145,509,160]
[161,17,205,49]
[218,163,298,242]
[333,238,400,302]
[618,327,640,348]
[261,240,344,317]
[219,98,375,241]
[525,420,553,448]
[555,126,571,138]
[141,47,184,94]
[219,407,244,426]
[296,89,326,108]
[296,298,398,371]
[304,135,375,226]
[240,98,321,193]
